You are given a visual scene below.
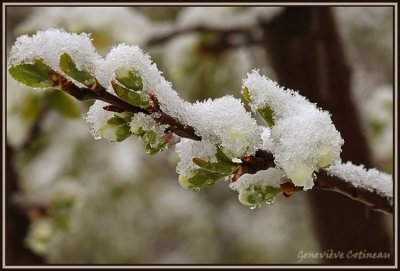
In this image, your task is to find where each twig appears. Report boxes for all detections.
[48,70,393,214]
[49,71,201,141]
[146,25,262,49]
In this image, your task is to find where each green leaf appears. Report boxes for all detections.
[215,147,233,164]
[263,186,283,200]
[257,105,275,127]
[44,89,81,118]
[107,116,126,126]
[242,87,251,102]
[111,81,149,108]
[115,67,143,91]
[131,126,145,136]
[242,87,275,127]
[192,157,236,175]
[186,168,225,187]
[9,59,53,88]
[59,53,95,86]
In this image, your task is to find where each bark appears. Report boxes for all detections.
[260,7,393,264]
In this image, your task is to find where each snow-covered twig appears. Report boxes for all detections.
[8,29,392,214]
[38,72,393,214]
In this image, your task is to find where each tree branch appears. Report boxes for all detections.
[236,150,393,215]
[146,25,262,50]
[48,70,392,215]
[313,170,393,215]
[49,71,201,141]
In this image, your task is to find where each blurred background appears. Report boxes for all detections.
[5,6,394,265]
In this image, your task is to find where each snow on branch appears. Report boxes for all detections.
[7,29,393,214]
[243,70,344,190]
[326,162,392,200]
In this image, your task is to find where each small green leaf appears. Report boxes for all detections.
[215,147,232,164]
[115,67,143,91]
[263,186,283,200]
[9,59,53,88]
[111,81,149,108]
[257,105,275,127]
[192,157,236,175]
[107,116,126,126]
[44,89,81,119]
[186,168,225,187]
[242,87,251,102]
[131,126,145,137]
[242,87,275,127]
[59,53,95,86]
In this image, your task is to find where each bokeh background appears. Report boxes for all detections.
[5,6,394,265]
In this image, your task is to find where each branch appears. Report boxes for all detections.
[49,71,201,141]
[235,150,392,214]
[313,170,393,215]
[146,24,262,50]
[49,70,392,215]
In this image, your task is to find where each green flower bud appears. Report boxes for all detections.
[111,81,149,108]
[98,116,131,142]
[115,67,143,92]
[115,125,131,142]
[287,165,314,188]
[238,185,282,207]
[179,175,195,190]
[141,130,166,155]
[316,147,334,168]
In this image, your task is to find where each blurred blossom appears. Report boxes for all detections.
[16,7,152,54]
